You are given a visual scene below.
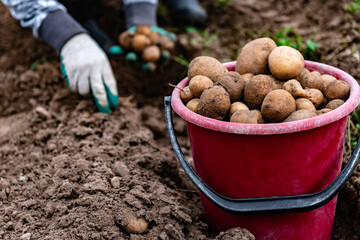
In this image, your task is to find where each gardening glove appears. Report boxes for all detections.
[60,33,119,114]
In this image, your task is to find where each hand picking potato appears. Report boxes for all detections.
[324,80,350,100]
[218,72,246,102]
[135,25,152,36]
[284,109,317,122]
[198,84,231,120]
[229,102,249,117]
[188,56,228,83]
[261,89,296,122]
[268,46,305,80]
[189,75,213,97]
[244,74,274,109]
[180,86,193,104]
[230,109,258,124]
[282,79,308,98]
[186,98,200,113]
[235,37,277,75]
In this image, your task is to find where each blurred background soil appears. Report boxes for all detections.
[1,0,360,239]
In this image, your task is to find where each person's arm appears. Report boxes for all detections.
[123,0,158,28]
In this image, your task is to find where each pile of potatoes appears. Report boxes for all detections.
[180,37,350,124]
[118,25,174,69]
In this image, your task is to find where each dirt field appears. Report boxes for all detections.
[1,0,360,239]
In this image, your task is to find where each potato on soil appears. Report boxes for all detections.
[218,72,246,102]
[158,36,175,51]
[229,102,249,117]
[230,109,258,124]
[135,25,152,36]
[198,84,231,120]
[324,80,350,100]
[316,108,332,115]
[304,88,324,108]
[251,109,264,123]
[284,109,317,122]
[186,98,200,113]
[296,98,316,113]
[189,75,213,97]
[282,79,308,98]
[244,74,274,109]
[118,31,134,49]
[180,86,194,104]
[123,216,148,234]
[142,45,161,62]
[235,37,277,75]
[188,56,228,83]
[326,99,344,110]
[132,34,151,52]
[261,89,296,123]
[268,46,305,80]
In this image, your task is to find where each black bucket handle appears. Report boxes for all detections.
[164,96,360,215]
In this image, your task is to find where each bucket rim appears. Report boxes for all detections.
[171,60,360,135]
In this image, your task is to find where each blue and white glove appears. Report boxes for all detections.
[60,33,118,114]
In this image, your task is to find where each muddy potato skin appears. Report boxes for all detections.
[123,216,148,234]
[268,46,305,80]
[189,75,213,97]
[218,72,246,102]
[321,74,336,90]
[283,79,307,98]
[316,108,332,115]
[261,89,296,123]
[284,109,317,122]
[188,56,229,83]
[142,45,161,62]
[241,73,254,85]
[235,38,277,75]
[305,88,324,108]
[296,68,310,83]
[186,98,200,113]
[296,98,316,113]
[118,31,134,49]
[326,99,344,110]
[132,34,151,52]
[229,102,249,117]
[180,86,194,104]
[251,109,264,123]
[300,71,324,90]
[230,109,258,124]
[198,85,231,120]
[324,80,350,100]
[244,74,274,109]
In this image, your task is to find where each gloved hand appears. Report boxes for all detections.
[60,33,119,114]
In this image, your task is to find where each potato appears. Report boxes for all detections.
[158,36,175,51]
[282,79,308,98]
[326,99,345,110]
[251,109,264,124]
[241,73,254,85]
[284,109,317,122]
[186,98,200,113]
[180,86,193,104]
[300,71,325,90]
[261,89,296,122]
[189,75,213,97]
[321,74,336,90]
[268,46,305,80]
[135,25,152,36]
[296,68,310,83]
[218,72,246,102]
[324,80,350,100]
[244,74,274,109]
[132,34,151,52]
[230,109,258,124]
[295,98,316,113]
[149,31,160,45]
[316,108,332,115]
[273,79,285,90]
[123,216,148,234]
[142,45,161,62]
[188,56,228,83]
[235,38,277,75]
[118,31,134,49]
[304,88,324,108]
[198,84,231,120]
[229,102,249,117]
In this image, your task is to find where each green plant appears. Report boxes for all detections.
[173,55,189,79]
[346,104,360,156]
[30,56,47,70]
[185,26,219,54]
[344,0,360,13]
[214,0,232,9]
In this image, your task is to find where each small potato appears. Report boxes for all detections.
[135,25,152,36]
[189,75,213,97]
[261,89,296,123]
[188,56,228,83]
[118,31,134,49]
[244,74,274,109]
[132,34,151,52]
[230,109,258,124]
[282,79,308,98]
[284,109,317,122]
[326,99,345,110]
[149,31,160,45]
[296,68,310,83]
[198,84,231,120]
[142,45,161,62]
[324,80,350,100]
[186,98,200,113]
[241,73,254,85]
[180,86,193,104]
[123,216,148,234]
[296,98,316,113]
[236,38,277,75]
[316,108,332,115]
[300,71,325,91]
[268,46,305,80]
[229,102,249,117]
[158,36,175,51]
[218,72,246,102]
[251,109,264,124]
[304,88,324,108]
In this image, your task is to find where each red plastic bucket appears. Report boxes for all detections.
[166,61,360,239]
